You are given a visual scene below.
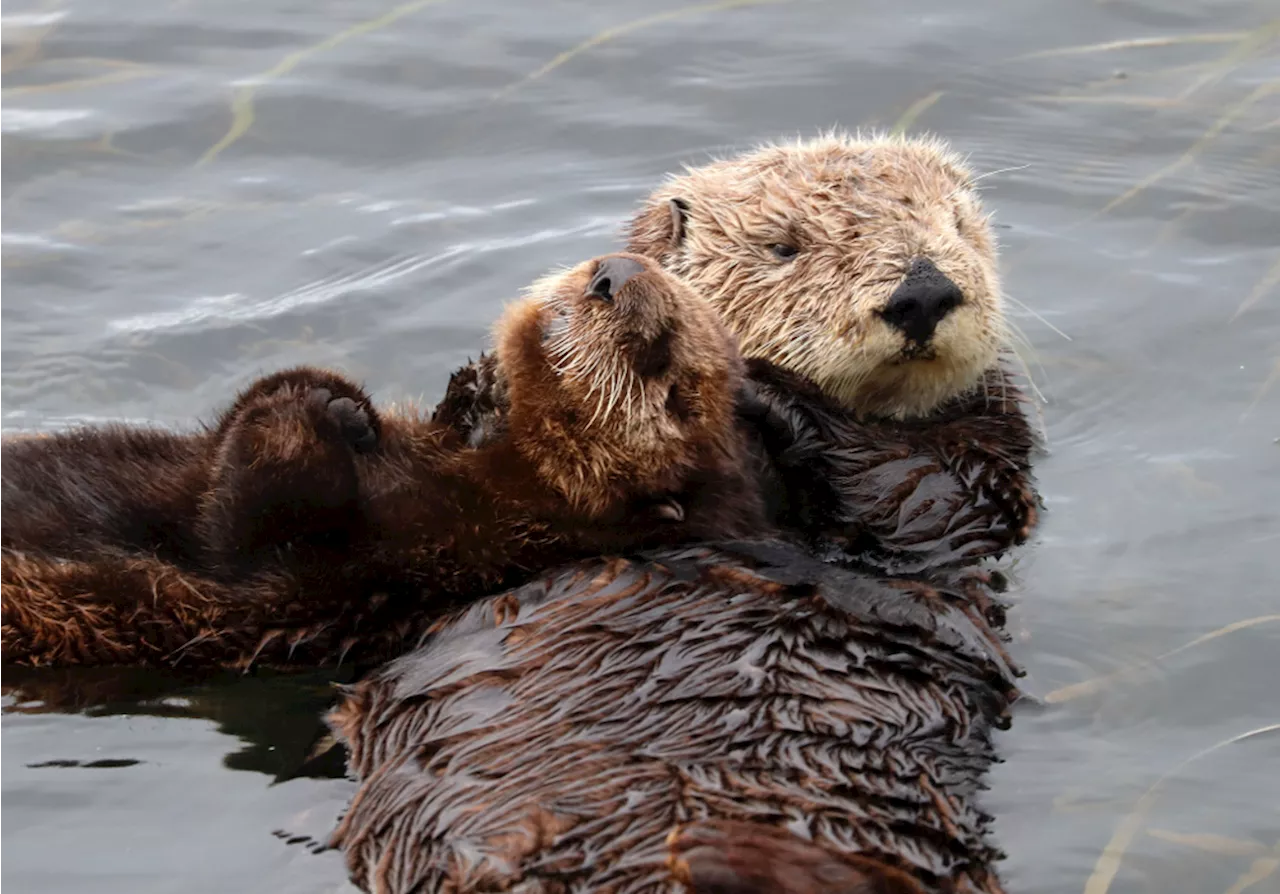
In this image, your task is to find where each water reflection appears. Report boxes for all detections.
[3,667,351,781]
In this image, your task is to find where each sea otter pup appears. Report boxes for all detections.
[1,253,764,669]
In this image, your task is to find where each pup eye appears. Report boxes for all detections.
[953,207,966,233]
[769,243,799,261]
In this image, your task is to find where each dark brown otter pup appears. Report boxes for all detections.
[329,544,1018,894]
[1,253,764,669]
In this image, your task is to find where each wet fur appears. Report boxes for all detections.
[1,256,764,670]
[329,544,1019,894]
[739,359,1040,573]
[667,820,926,894]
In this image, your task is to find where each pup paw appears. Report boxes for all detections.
[307,388,378,454]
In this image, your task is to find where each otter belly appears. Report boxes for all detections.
[329,542,1020,894]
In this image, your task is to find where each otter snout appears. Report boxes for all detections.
[880,257,964,345]
[587,255,647,302]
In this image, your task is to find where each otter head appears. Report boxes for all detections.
[491,253,745,520]
[626,133,1004,420]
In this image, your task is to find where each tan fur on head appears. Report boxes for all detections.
[627,131,1004,420]
[492,253,744,518]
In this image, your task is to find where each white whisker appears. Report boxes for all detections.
[970,163,1031,185]
[587,381,609,429]
[601,371,625,426]
[1004,346,1047,405]
[1005,293,1072,342]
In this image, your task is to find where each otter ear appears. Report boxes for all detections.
[626,197,689,263]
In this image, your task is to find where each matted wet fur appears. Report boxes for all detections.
[329,543,1019,894]
[739,360,1039,572]
[667,820,926,894]
[1,254,764,669]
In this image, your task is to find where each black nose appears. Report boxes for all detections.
[879,257,964,344]
[586,255,646,302]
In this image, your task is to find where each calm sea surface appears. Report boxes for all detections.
[3,1,1278,891]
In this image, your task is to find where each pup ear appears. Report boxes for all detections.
[626,197,689,265]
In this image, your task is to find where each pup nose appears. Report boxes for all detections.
[879,257,964,344]
[586,255,646,302]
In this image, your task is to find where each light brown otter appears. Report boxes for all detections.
[1,253,764,669]
[321,135,1040,894]
[627,132,1008,421]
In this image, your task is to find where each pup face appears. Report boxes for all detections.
[628,133,1004,420]
[493,253,744,517]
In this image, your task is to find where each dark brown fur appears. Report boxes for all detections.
[1,255,764,670]
[667,820,925,894]
[738,360,1040,574]
[328,544,1019,894]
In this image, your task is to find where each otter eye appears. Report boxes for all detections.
[953,207,966,234]
[769,243,799,261]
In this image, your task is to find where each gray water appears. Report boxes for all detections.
[3,0,1279,891]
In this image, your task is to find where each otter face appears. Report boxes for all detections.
[627,133,1004,420]
[492,253,743,518]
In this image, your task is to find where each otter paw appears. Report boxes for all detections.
[432,354,506,447]
[307,388,378,454]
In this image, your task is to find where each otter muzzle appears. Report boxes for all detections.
[879,257,964,345]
